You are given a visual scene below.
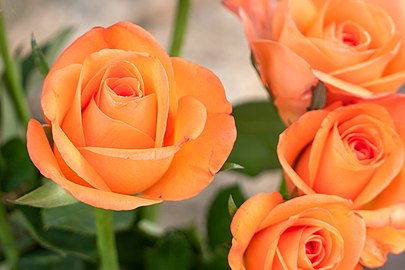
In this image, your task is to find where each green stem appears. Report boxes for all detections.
[95,208,119,270]
[0,194,19,270]
[0,13,31,126]
[169,0,191,57]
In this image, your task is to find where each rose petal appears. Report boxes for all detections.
[252,40,316,124]
[144,113,235,200]
[357,202,405,229]
[278,109,329,195]
[360,227,405,268]
[51,122,110,191]
[79,147,174,195]
[222,0,272,40]
[170,58,232,114]
[82,97,155,149]
[27,119,162,210]
[42,64,82,124]
[308,104,403,207]
[228,193,283,269]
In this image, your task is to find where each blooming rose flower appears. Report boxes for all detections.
[223,0,405,124]
[228,192,365,270]
[26,22,236,210]
[277,95,405,267]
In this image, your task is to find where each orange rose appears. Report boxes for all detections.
[277,96,405,267]
[228,192,365,270]
[26,22,236,210]
[224,0,405,124]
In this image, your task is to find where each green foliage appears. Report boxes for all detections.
[41,203,135,235]
[18,251,85,270]
[228,100,285,176]
[145,231,194,270]
[219,162,244,172]
[206,185,245,251]
[1,137,37,192]
[227,195,238,218]
[30,34,49,77]
[12,180,77,208]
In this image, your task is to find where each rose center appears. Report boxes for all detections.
[305,235,325,267]
[333,21,371,49]
[347,136,376,162]
[106,77,143,98]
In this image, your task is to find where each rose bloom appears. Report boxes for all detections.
[277,95,405,267]
[26,22,236,210]
[228,192,365,270]
[224,0,405,124]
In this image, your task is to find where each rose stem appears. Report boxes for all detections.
[0,192,19,270]
[169,0,191,57]
[0,13,31,126]
[95,208,119,270]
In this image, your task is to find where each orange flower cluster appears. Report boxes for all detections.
[225,0,405,269]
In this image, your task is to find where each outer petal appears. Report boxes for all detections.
[360,227,405,268]
[252,40,317,124]
[170,58,232,114]
[144,59,236,200]
[277,109,329,195]
[26,119,162,210]
[228,192,284,270]
[222,0,272,40]
[368,0,405,73]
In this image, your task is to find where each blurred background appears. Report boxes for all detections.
[2,0,404,269]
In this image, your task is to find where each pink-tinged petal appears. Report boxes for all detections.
[252,40,317,124]
[228,193,283,270]
[27,119,162,210]
[357,202,405,229]
[82,97,155,149]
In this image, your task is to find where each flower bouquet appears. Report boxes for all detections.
[0,0,404,269]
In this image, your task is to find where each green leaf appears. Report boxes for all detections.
[207,185,245,250]
[31,33,49,76]
[20,27,73,90]
[196,248,229,270]
[145,231,193,270]
[11,207,96,262]
[227,195,238,218]
[307,81,326,111]
[11,180,78,208]
[219,162,244,172]
[41,202,135,235]
[18,251,85,270]
[11,208,68,257]
[278,177,290,201]
[228,100,286,176]
[1,137,37,192]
